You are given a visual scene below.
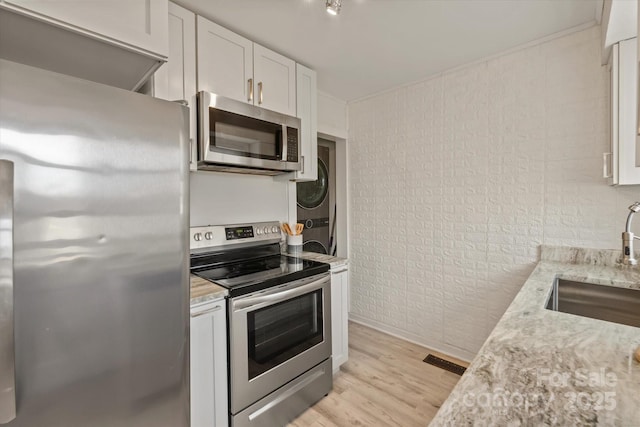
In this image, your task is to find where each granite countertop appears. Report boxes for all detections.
[430,246,640,426]
[190,274,227,306]
[296,251,349,269]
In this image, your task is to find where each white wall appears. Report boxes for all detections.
[347,26,640,361]
[190,171,291,226]
[318,91,347,138]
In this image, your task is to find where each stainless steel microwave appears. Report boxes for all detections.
[197,91,301,175]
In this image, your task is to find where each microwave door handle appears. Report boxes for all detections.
[0,159,16,424]
[281,124,288,162]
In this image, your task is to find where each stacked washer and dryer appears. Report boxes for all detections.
[297,140,335,255]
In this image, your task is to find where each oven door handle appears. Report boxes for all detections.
[233,275,328,311]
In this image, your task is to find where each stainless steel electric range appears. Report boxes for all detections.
[190,221,333,427]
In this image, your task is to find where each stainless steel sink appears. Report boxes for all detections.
[546,279,640,328]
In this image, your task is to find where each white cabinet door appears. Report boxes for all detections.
[197,16,253,103]
[606,38,640,185]
[154,2,196,103]
[293,64,318,181]
[253,43,296,116]
[195,17,296,116]
[152,2,197,170]
[3,0,168,57]
[331,267,349,373]
[191,300,228,427]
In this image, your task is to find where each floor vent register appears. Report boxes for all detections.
[423,354,467,376]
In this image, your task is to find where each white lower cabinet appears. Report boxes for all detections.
[190,299,228,427]
[331,266,349,373]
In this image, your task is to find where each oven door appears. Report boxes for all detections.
[229,273,331,414]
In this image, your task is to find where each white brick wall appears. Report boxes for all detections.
[347,26,640,361]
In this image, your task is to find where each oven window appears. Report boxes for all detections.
[209,109,282,160]
[247,289,323,380]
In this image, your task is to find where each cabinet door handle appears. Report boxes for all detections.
[248,78,254,102]
[258,82,263,105]
[603,152,613,178]
[192,304,223,317]
[190,138,198,170]
[0,159,16,424]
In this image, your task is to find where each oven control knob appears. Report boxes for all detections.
[204,232,213,240]
[194,233,203,241]
[256,228,262,235]
[263,226,270,234]
[271,226,278,233]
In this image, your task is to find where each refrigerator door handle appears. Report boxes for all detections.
[0,159,16,424]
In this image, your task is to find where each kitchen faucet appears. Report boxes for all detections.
[622,202,640,265]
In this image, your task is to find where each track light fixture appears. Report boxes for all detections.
[326,0,341,15]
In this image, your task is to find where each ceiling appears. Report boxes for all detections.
[177,0,600,101]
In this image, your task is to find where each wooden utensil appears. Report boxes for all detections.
[282,223,293,236]
[296,223,304,235]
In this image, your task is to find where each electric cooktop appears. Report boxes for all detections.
[189,221,330,297]
[190,244,329,297]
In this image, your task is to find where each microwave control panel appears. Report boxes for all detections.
[286,127,298,162]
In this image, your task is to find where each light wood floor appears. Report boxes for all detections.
[288,322,467,427]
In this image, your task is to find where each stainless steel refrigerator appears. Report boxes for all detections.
[0,59,190,426]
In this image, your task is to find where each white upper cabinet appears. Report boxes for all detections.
[196,16,296,116]
[196,16,253,103]
[3,0,168,58]
[293,63,318,181]
[154,2,196,103]
[253,44,296,116]
[605,38,640,185]
[0,0,168,90]
[153,2,197,170]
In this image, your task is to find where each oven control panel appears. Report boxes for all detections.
[190,221,282,251]
[225,226,254,240]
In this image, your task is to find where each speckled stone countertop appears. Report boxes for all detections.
[190,274,227,306]
[294,251,348,269]
[430,245,640,426]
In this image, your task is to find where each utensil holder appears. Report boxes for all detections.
[287,234,303,256]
